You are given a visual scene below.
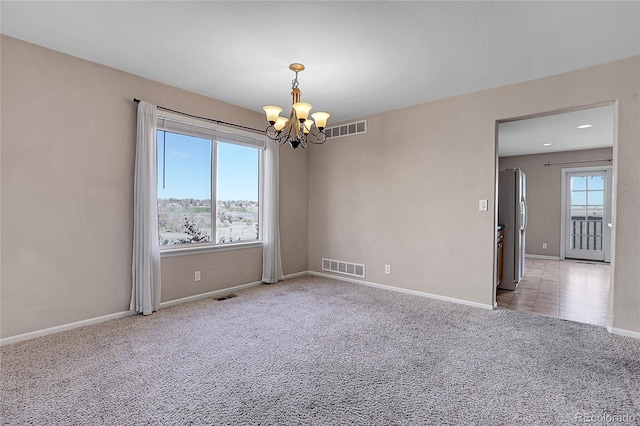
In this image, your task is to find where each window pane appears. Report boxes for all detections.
[570,235,586,250]
[157,131,212,245]
[216,142,259,243]
[571,191,586,206]
[588,175,604,190]
[595,237,602,251]
[570,206,586,220]
[571,176,586,191]
[587,206,603,219]
[587,190,603,206]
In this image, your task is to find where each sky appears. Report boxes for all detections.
[570,175,604,206]
[157,131,259,201]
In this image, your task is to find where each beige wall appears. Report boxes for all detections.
[160,248,263,303]
[309,57,639,333]
[279,145,310,275]
[499,148,613,258]
[0,36,309,338]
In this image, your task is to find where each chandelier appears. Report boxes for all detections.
[263,63,330,150]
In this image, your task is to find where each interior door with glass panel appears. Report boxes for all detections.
[565,170,609,261]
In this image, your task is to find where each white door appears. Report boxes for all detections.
[563,168,612,261]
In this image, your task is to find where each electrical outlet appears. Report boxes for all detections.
[385,264,391,275]
[194,271,201,282]
[479,200,488,211]
[542,243,548,249]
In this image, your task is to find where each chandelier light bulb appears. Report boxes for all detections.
[292,102,313,122]
[263,106,283,124]
[311,112,330,131]
[274,116,288,132]
[303,119,314,134]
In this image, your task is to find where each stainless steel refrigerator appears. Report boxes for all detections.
[498,168,527,290]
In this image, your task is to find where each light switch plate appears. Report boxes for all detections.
[479,200,488,211]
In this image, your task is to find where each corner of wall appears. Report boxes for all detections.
[278,145,310,275]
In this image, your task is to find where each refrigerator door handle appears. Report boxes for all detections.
[520,200,527,232]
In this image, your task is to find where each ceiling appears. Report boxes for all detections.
[1,1,638,155]
[498,105,614,157]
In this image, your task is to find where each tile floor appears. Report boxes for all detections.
[496,258,610,327]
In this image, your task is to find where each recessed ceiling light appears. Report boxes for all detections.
[577,124,592,129]
[542,143,553,146]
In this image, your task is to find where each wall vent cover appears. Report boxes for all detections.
[324,120,367,139]
[215,293,238,301]
[322,258,365,278]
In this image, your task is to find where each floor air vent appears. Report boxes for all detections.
[322,258,365,278]
[215,293,238,301]
[324,120,367,139]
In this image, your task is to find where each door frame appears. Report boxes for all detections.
[493,101,616,317]
[560,165,613,262]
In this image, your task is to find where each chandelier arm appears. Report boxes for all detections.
[306,130,327,145]
[265,125,284,142]
[266,125,290,147]
[265,128,279,141]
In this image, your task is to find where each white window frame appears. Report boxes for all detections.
[156,110,265,257]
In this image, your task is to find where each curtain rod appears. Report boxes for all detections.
[133,98,262,134]
[544,159,612,167]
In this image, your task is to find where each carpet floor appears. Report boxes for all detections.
[1,275,639,425]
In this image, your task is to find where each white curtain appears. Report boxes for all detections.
[131,101,161,314]
[262,141,283,283]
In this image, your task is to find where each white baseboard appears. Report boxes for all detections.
[309,271,494,310]
[526,254,561,260]
[12,271,628,346]
[2,279,267,346]
[281,271,309,280]
[0,310,135,346]
[159,280,263,309]
[607,326,640,340]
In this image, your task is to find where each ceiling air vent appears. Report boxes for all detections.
[322,258,365,278]
[324,120,367,139]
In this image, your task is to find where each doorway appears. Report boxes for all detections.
[561,166,613,262]
[494,103,614,327]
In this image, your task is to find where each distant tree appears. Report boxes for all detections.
[176,217,210,244]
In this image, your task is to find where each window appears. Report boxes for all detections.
[156,111,264,248]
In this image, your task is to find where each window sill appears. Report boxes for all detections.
[160,241,263,258]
